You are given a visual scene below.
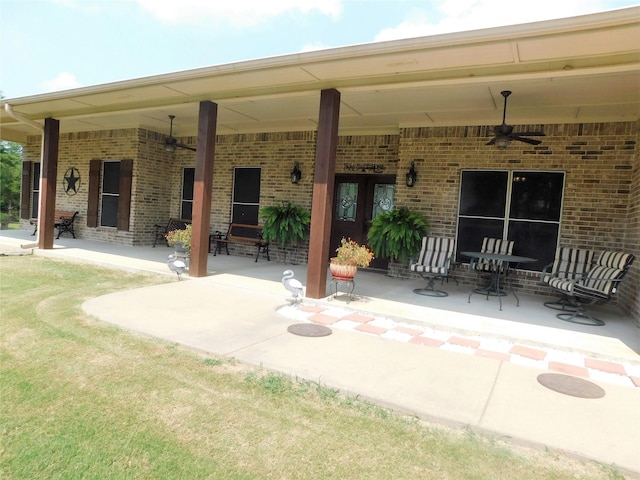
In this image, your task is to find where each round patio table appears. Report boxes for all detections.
[462,251,536,310]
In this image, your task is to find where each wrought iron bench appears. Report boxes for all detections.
[30,210,79,239]
[209,223,270,262]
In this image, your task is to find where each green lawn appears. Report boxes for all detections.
[0,255,627,479]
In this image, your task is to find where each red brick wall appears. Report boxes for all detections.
[625,121,639,324]
[394,122,637,320]
[20,121,637,318]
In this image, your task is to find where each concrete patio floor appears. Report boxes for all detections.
[2,228,638,367]
[2,228,640,474]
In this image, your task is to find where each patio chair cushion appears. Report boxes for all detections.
[573,251,634,300]
[410,236,455,297]
[550,250,634,325]
[540,247,595,284]
[471,237,514,273]
[410,236,454,274]
[549,251,633,299]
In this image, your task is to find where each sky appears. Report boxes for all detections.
[1,0,638,100]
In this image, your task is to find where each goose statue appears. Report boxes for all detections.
[282,270,304,304]
[167,253,187,280]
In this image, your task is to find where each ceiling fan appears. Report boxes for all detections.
[162,115,196,152]
[487,90,544,149]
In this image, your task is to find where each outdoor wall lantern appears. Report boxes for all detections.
[405,161,417,187]
[290,162,302,184]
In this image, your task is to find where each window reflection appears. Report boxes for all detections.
[372,183,395,218]
[335,182,358,221]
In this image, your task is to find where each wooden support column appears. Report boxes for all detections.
[306,89,341,298]
[38,117,59,249]
[190,100,218,277]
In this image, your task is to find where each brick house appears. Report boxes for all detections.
[1,8,638,320]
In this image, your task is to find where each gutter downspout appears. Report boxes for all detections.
[4,104,44,249]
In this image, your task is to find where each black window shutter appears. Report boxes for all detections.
[117,159,133,231]
[20,161,33,219]
[87,159,101,227]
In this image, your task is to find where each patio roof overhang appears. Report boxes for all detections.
[1,6,639,143]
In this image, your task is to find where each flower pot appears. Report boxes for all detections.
[330,258,358,280]
[173,242,188,255]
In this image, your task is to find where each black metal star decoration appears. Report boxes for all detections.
[64,167,81,195]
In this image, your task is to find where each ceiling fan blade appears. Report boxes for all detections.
[515,131,545,137]
[176,142,197,152]
[511,135,542,145]
[486,137,497,145]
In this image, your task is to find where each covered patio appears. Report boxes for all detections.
[1,228,637,369]
[1,7,638,321]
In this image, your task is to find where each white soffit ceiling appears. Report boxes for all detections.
[1,7,638,142]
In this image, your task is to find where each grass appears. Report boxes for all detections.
[0,255,629,479]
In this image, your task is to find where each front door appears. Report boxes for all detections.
[330,174,396,271]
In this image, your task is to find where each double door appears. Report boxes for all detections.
[330,174,396,271]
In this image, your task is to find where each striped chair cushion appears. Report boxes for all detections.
[540,247,595,284]
[548,277,575,293]
[474,237,514,272]
[410,236,454,274]
[552,251,634,301]
[576,251,634,296]
[597,251,634,270]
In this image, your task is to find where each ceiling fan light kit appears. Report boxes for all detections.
[487,90,544,149]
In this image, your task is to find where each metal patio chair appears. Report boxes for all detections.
[469,237,514,279]
[540,246,595,311]
[410,236,455,297]
[548,250,634,326]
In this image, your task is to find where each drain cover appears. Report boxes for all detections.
[287,323,332,337]
[537,373,605,399]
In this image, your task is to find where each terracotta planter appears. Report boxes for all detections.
[330,258,358,280]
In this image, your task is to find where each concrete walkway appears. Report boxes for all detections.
[1,230,639,475]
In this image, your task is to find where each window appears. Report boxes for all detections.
[181,167,195,220]
[100,161,120,227]
[335,182,358,221]
[231,167,261,224]
[456,170,565,271]
[32,162,40,218]
[87,159,132,230]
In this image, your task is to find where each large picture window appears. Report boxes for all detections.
[232,167,261,224]
[181,167,195,220]
[456,170,565,271]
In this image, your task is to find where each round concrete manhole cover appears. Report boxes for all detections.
[287,323,332,337]
[537,373,605,399]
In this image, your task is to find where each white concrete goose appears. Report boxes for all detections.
[167,253,187,280]
[282,270,303,303]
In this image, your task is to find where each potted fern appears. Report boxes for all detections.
[366,207,429,267]
[260,201,311,263]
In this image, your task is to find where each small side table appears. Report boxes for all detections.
[330,277,355,303]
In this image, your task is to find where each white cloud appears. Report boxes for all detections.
[41,72,82,93]
[300,42,332,53]
[135,0,343,27]
[374,0,620,41]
